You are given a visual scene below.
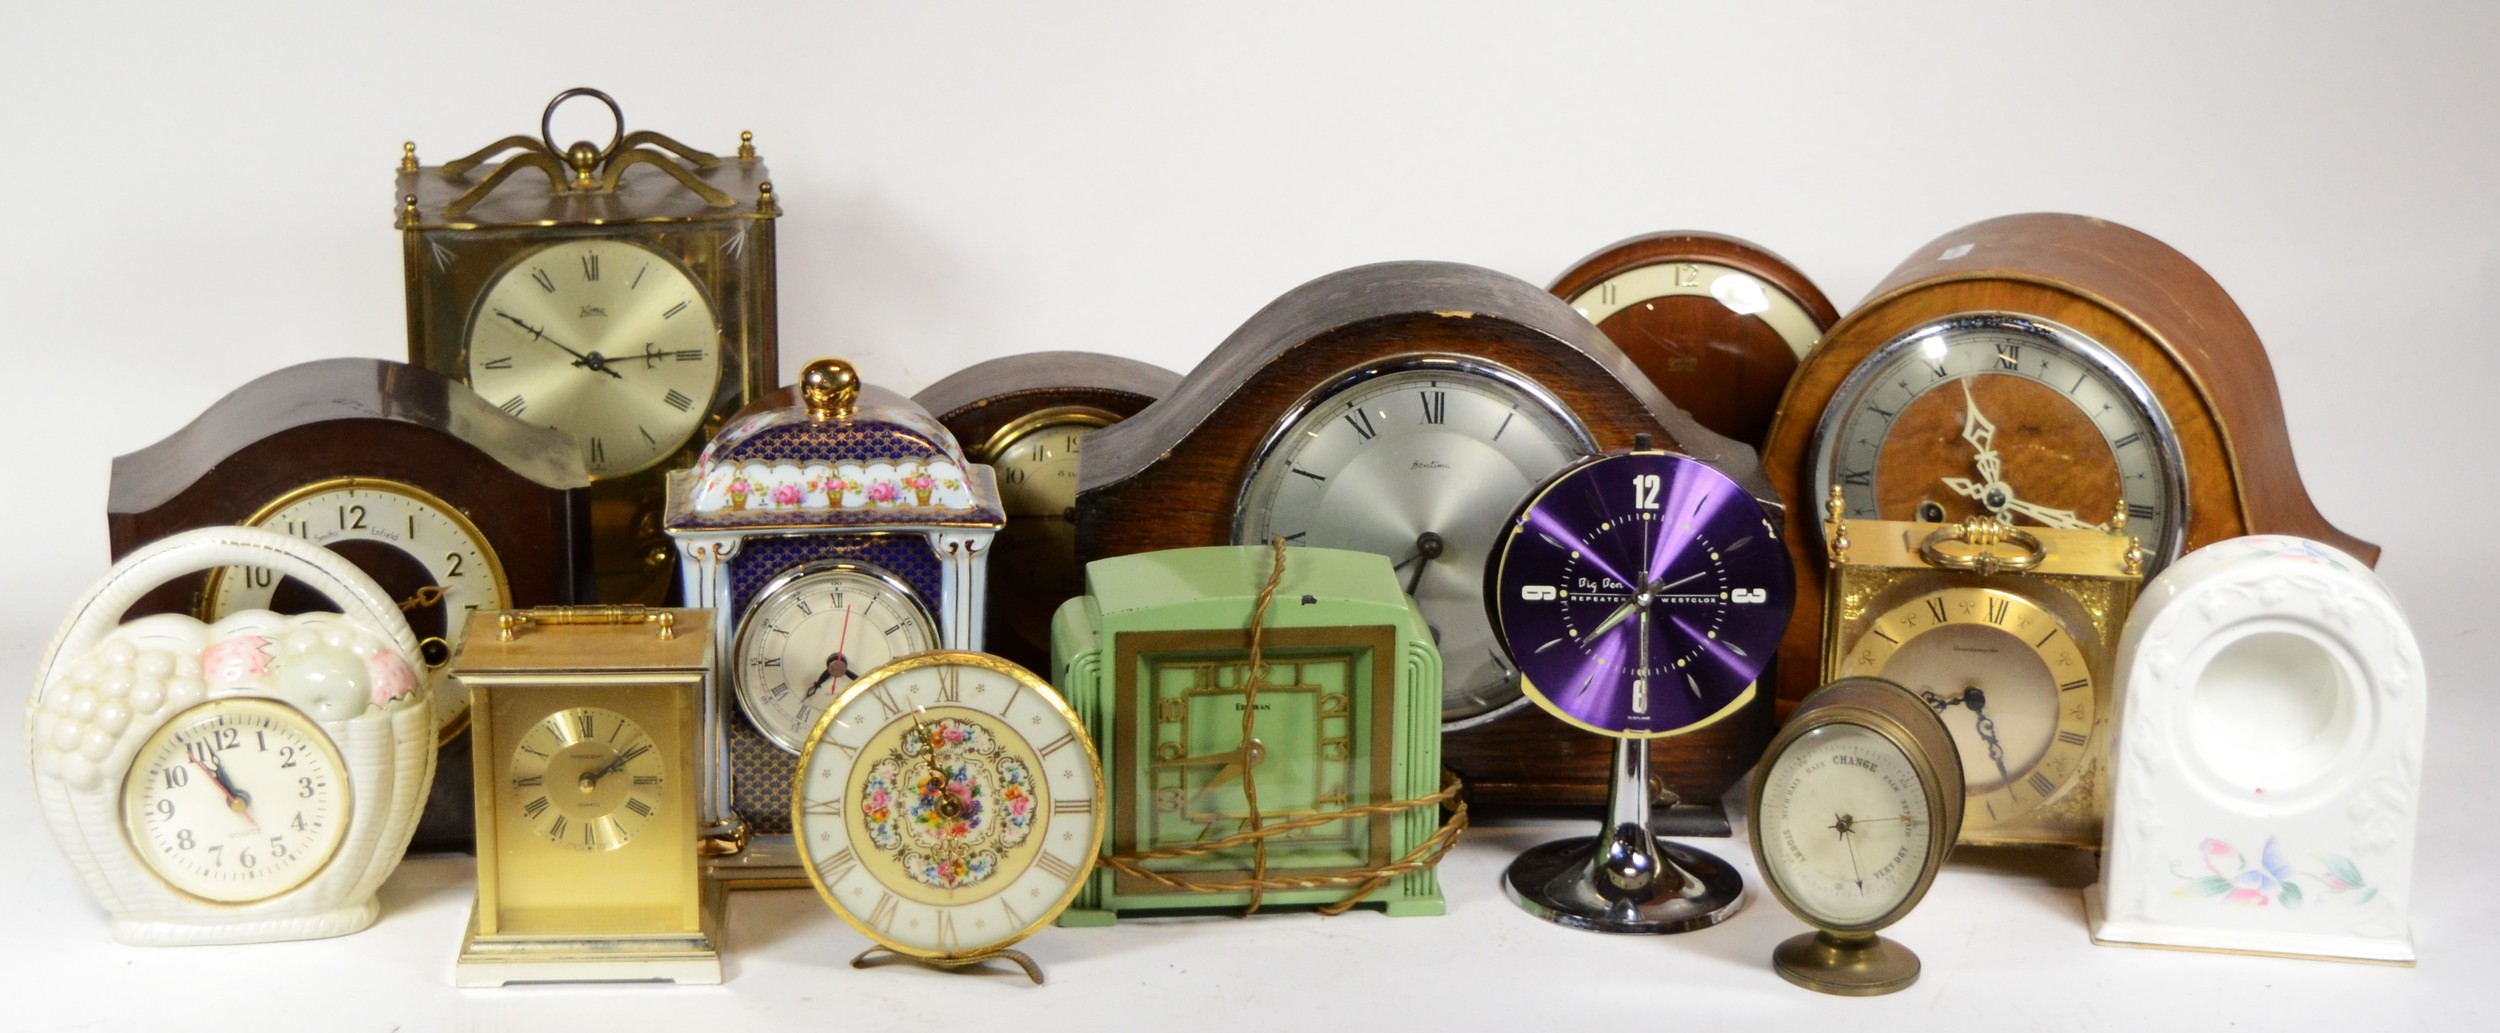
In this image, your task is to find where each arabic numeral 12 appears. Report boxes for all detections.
[1633,473,1661,510]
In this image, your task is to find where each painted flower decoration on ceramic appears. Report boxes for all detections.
[770,482,804,507]
[865,481,900,504]
[364,649,417,708]
[201,634,274,687]
[2176,835,2375,909]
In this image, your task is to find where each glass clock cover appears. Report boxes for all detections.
[1489,451,1794,738]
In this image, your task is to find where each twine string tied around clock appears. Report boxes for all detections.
[1098,536,1470,915]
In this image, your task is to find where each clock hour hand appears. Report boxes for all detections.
[582,742,653,788]
[1157,740,1268,813]
[193,755,257,825]
[1946,686,2015,790]
[909,708,963,821]
[1960,377,2002,486]
[1391,530,1446,598]
[491,309,623,379]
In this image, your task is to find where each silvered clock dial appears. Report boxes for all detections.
[1235,358,1594,727]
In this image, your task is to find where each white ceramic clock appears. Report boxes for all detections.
[466,237,724,477]
[28,526,434,945]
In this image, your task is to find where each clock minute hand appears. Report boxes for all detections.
[1960,377,2002,486]
[492,309,623,379]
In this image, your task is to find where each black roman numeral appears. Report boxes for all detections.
[664,389,695,412]
[530,267,555,293]
[2026,771,2057,799]
[663,300,689,319]
[499,395,527,417]
[1343,409,1376,439]
[580,253,600,281]
[1419,390,1447,424]
[481,356,512,370]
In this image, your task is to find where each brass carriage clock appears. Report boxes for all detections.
[668,358,1006,886]
[400,87,780,604]
[452,606,721,985]
[1821,493,2143,847]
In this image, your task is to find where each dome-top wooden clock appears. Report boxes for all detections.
[1550,231,1839,446]
[399,86,780,605]
[1760,213,2376,710]
[107,357,592,848]
[913,351,1180,675]
[1073,260,1777,821]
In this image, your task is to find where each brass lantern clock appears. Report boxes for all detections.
[400,87,780,605]
[667,358,1006,885]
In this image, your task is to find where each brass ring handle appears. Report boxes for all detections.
[540,87,625,168]
[1918,519,2046,575]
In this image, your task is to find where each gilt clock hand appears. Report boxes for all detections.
[1960,377,2002,486]
[908,708,963,821]
[582,742,654,789]
[491,309,623,379]
[2001,497,2104,532]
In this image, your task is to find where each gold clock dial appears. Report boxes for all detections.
[202,477,511,743]
[465,238,723,478]
[794,653,1103,960]
[1838,587,2092,829]
[121,698,350,903]
[981,407,1113,658]
[506,706,665,852]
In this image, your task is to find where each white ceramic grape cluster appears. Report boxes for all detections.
[26,527,434,946]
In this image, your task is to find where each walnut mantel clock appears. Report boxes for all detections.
[914,352,1180,675]
[1760,213,2376,711]
[400,87,779,605]
[107,357,592,849]
[1550,231,1838,446]
[1073,260,1775,820]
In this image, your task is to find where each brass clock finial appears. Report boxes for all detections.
[1825,485,1850,563]
[399,194,420,229]
[2110,500,2129,536]
[802,358,860,421]
[738,130,756,162]
[401,141,418,172]
[566,140,601,188]
[2124,538,2146,578]
[757,181,778,217]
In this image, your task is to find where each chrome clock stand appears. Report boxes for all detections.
[1503,737,1744,933]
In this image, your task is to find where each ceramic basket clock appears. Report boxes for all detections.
[668,358,1006,885]
[1051,545,1445,920]
[1073,260,1772,820]
[1822,500,2143,846]
[107,357,592,849]
[29,527,433,945]
[1550,231,1839,446]
[2089,537,2423,964]
[451,606,721,985]
[400,87,780,605]
[914,352,1181,675]
[1761,213,2375,711]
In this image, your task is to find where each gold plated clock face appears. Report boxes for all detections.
[794,653,1103,960]
[1234,359,1594,727]
[1837,587,2092,829]
[734,562,942,755]
[1811,315,2186,571]
[981,407,1113,658]
[465,238,724,479]
[505,706,664,853]
[120,697,350,903]
[202,477,511,743]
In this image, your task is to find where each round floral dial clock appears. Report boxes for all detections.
[793,651,1103,961]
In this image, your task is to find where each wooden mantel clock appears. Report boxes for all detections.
[400,87,780,605]
[107,357,593,848]
[1072,260,1777,821]
[1549,230,1839,447]
[913,352,1181,676]
[1760,212,2376,711]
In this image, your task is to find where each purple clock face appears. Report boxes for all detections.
[1487,451,1795,738]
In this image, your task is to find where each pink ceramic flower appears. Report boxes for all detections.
[771,483,803,506]
[866,482,899,503]
[200,635,273,686]
[365,650,417,707]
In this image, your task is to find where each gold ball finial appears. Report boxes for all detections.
[399,193,419,229]
[738,129,756,162]
[757,180,779,216]
[567,141,600,187]
[400,141,418,171]
[801,358,860,421]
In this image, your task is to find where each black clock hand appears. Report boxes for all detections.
[492,309,623,379]
[1961,687,2014,790]
[193,755,258,827]
[582,742,653,788]
[1392,530,1445,597]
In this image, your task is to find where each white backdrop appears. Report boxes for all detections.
[3,2,2495,1029]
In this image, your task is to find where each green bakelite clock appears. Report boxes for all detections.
[1050,546,1444,921]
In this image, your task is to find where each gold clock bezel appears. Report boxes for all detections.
[791,650,1106,963]
[976,405,1118,469]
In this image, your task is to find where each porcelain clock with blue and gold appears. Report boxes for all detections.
[668,358,1005,885]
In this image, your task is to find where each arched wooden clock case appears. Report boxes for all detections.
[1760,213,2377,712]
[1073,261,1779,821]
[105,357,594,849]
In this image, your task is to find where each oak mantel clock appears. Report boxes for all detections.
[400,87,780,605]
[914,352,1180,675]
[667,358,1005,886]
[1760,212,2375,711]
[1550,230,1838,446]
[1073,260,1775,821]
[107,357,592,849]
